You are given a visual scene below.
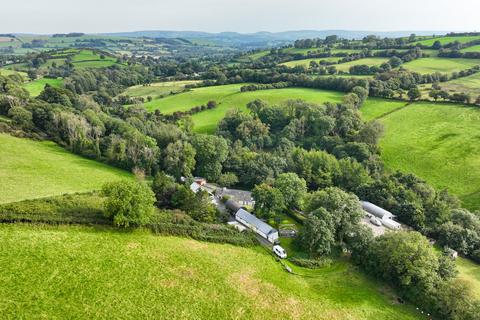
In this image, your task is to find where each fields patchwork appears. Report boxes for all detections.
[335,57,390,72]
[122,80,201,99]
[415,36,480,46]
[0,223,422,320]
[0,133,131,204]
[280,57,342,67]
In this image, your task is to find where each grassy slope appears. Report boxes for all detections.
[23,78,64,97]
[456,257,480,300]
[140,84,344,133]
[402,57,480,74]
[71,50,118,69]
[461,45,480,53]
[123,80,200,99]
[0,68,27,79]
[281,57,341,67]
[0,133,131,204]
[335,57,390,72]
[360,101,480,210]
[416,36,480,46]
[0,224,421,320]
[434,72,480,97]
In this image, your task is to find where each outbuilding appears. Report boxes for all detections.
[361,201,402,231]
[235,209,279,243]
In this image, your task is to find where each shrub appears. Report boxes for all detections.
[289,257,332,269]
[101,180,155,228]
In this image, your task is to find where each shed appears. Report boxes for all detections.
[361,201,395,220]
[235,209,279,243]
[225,199,242,213]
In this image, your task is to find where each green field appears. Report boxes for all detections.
[122,80,200,99]
[402,57,480,74]
[424,72,480,97]
[0,133,131,204]
[280,57,341,67]
[247,50,271,60]
[23,78,64,96]
[456,257,480,300]
[461,45,480,53]
[335,57,390,72]
[139,83,344,133]
[0,223,421,320]
[416,36,480,46]
[0,68,27,79]
[71,50,118,69]
[360,101,480,210]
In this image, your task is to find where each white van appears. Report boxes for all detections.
[273,245,287,259]
[370,216,382,226]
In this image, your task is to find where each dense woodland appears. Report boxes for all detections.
[1,32,480,319]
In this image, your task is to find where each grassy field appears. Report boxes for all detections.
[416,36,480,46]
[0,223,422,320]
[247,50,271,60]
[360,101,480,210]
[139,83,344,133]
[280,57,341,68]
[71,50,118,69]
[461,45,480,53]
[402,57,480,74]
[0,133,131,204]
[335,57,390,72]
[425,72,480,97]
[23,78,64,96]
[0,68,27,79]
[122,80,200,99]
[456,257,480,300]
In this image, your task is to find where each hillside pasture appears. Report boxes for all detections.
[0,68,27,79]
[461,45,480,53]
[138,83,344,133]
[280,57,341,68]
[402,57,480,74]
[360,101,480,210]
[0,133,131,204]
[0,223,422,320]
[71,50,118,69]
[416,36,480,46]
[23,78,64,96]
[122,80,201,99]
[335,57,390,72]
[427,72,480,97]
[456,257,480,300]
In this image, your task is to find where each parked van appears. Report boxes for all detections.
[370,216,382,226]
[273,245,287,259]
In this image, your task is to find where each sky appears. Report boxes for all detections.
[1,0,479,34]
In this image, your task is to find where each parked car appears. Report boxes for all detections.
[370,216,382,226]
[273,245,287,259]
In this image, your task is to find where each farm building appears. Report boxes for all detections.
[225,199,242,213]
[361,201,401,230]
[216,187,255,207]
[235,209,279,243]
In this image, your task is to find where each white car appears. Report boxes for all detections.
[273,245,287,259]
[370,216,382,226]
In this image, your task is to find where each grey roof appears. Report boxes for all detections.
[225,199,242,213]
[361,201,394,219]
[236,209,277,235]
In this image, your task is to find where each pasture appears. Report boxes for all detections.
[138,83,344,133]
[429,72,480,97]
[415,36,480,46]
[402,57,480,74]
[0,68,27,79]
[0,133,131,204]
[360,101,480,210]
[456,257,480,300]
[71,50,118,69]
[122,80,200,99]
[23,78,64,96]
[0,223,422,320]
[461,45,480,53]
[335,57,390,72]
[280,57,341,67]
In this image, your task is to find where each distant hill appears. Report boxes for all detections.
[100,30,448,47]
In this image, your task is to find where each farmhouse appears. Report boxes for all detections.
[216,187,255,207]
[235,208,279,243]
[361,201,401,230]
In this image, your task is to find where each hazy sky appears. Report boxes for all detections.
[2,0,479,34]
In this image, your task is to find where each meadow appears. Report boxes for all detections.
[0,223,422,320]
[23,78,64,96]
[360,101,480,210]
[0,133,131,204]
[415,36,480,46]
[456,257,480,300]
[71,50,118,69]
[138,83,344,133]
[461,45,480,53]
[425,72,480,97]
[280,57,341,67]
[335,57,390,72]
[0,68,27,79]
[402,57,480,74]
[122,80,200,99]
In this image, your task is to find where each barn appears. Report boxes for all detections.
[235,209,279,243]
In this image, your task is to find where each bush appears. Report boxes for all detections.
[289,257,332,269]
[101,180,155,228]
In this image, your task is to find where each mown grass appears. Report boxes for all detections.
[360,101,480,210]
[0,223,422,320]
[416,36,480,46]
[335,57,390,72]
[122,80,200,99]
[0,133,131,204]
[280,57,341,68]
[140,83,344,133]
[402,57,480,74]
[23,78,64,96]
